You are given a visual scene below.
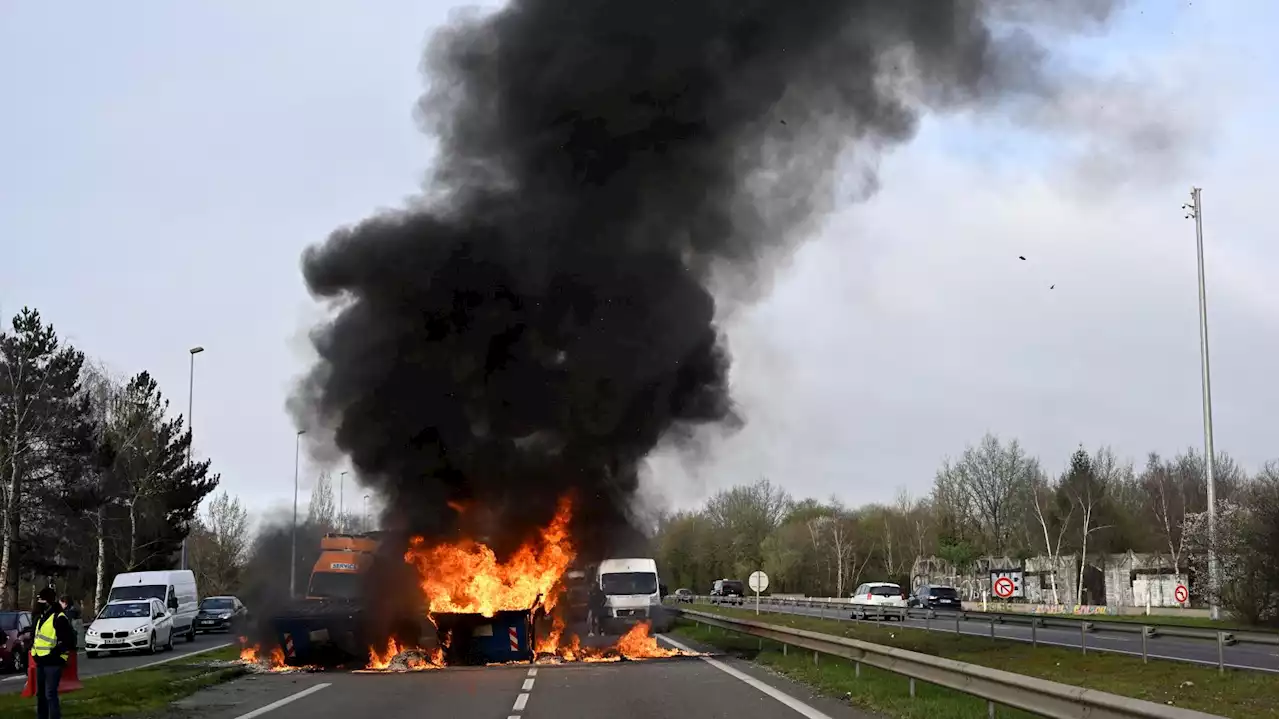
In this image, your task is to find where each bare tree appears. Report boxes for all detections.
[1030,470,1071,604]
[935,433,1038,555]
[189,491,250,596]
[307,472,337,533]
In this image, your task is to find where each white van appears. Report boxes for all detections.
[108,570,199,642]
[596,558,672,634]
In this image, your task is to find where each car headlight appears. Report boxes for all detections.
[219,613,232,620]
[86,628,98,637]
[131,626,149,635]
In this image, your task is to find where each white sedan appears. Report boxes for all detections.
[850,582,908,620]
[85,599,174,657]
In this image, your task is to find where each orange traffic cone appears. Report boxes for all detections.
[61,652,82,692]
[20,653,82,697]
[19,658,34,698]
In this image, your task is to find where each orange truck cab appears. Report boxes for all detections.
[306,534,380,600]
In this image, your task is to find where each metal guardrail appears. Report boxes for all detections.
[676,607,1225,719]
[680,594,1279,646]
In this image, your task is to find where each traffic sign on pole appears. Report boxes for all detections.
[749,571,769,615]
[1174,584,1189,604]
[993,576,1015,599]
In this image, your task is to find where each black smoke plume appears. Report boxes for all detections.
[294,0,1121,556]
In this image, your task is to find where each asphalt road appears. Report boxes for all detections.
[0,629,235,693]
[162,634,879,719]
[703,600,1279,672]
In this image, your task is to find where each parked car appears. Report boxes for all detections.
[908,584,962,610]
[711,579,745,606]
[0,611,32,673]
[850,582,907,619]
[671,588,695,604]
[107,570,199,643]
[85,599,175,657]
[196,596,249,633]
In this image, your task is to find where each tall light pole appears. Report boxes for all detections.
[182,346,205,571]
[1183,187,1219,621]
[339,471,348,533]
[290,429,306,598]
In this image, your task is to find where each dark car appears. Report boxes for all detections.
[710,579,745,606]
[909,584,962,610]
[195,596,248,633]
[0,611,32,673]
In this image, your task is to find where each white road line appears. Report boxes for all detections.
[231,682,330,719]
[118,642,236,675]
[1,642,239,684]
[513,692,530,711]
[659,635,834,719]
[527,667,538,676]
[522,678,535,691]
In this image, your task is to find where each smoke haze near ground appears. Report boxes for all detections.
[291,0,1141,557]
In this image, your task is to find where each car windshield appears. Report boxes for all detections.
[99,603,150,619]
[201,599,234,610]
[929,587,959,598]
[109,585,166,602]
[308,573,363,600]
[0,613,19,631]
[870,585,901,597]
[676,589,692,595]
[601,572,658,595]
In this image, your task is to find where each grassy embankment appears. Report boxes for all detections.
[673,605,1278,719]
[0,645,243,719]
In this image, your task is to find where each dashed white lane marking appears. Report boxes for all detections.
[513,692,530,711]
[659,635,834,719]
[2,642,236,683]
[522,678,535,691]
[231,682,331,719]
[527,667,538,676]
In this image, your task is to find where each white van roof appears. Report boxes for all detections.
[111,570,195,587]
[597,558,658,574]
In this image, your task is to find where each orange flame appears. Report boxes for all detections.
[406,498,574,617]
[615,622,679,659]
[238,641,291,671]
[368,638,401,670]
[364,637,444,671]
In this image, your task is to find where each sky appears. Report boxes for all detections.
[1,1,1276,528]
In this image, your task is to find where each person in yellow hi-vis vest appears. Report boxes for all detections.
[31,588,74,719]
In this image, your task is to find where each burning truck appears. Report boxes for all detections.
[258,498,680,669]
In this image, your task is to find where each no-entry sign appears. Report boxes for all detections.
[993,576,1016,599]
[1174,584,1189,603]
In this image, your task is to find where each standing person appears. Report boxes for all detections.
[586,581,606,638]
[31,588,74,719]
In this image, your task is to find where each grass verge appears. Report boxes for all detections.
[679,606,1278,719]
[0,645,244,719]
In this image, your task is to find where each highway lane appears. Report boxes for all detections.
[701,600,1280,672]
[0,630,234,693]
[163,635,878,719]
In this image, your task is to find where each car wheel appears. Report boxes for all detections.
[147,632,157,655]
[165,629,175,651]
[187,624,197,642]
[11,648,25,673]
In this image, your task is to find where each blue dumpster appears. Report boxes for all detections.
[434,610,533,665]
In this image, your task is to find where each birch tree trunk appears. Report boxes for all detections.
[95,506,107,613]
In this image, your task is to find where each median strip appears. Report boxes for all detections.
[676,604,1276,718]
[0,646,243,719]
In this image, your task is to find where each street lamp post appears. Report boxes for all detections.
[290,429,305,598]
[339,471,348,533]
[1184,187,1220,621]
[363,495,370,533]
[182,346,205,571]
